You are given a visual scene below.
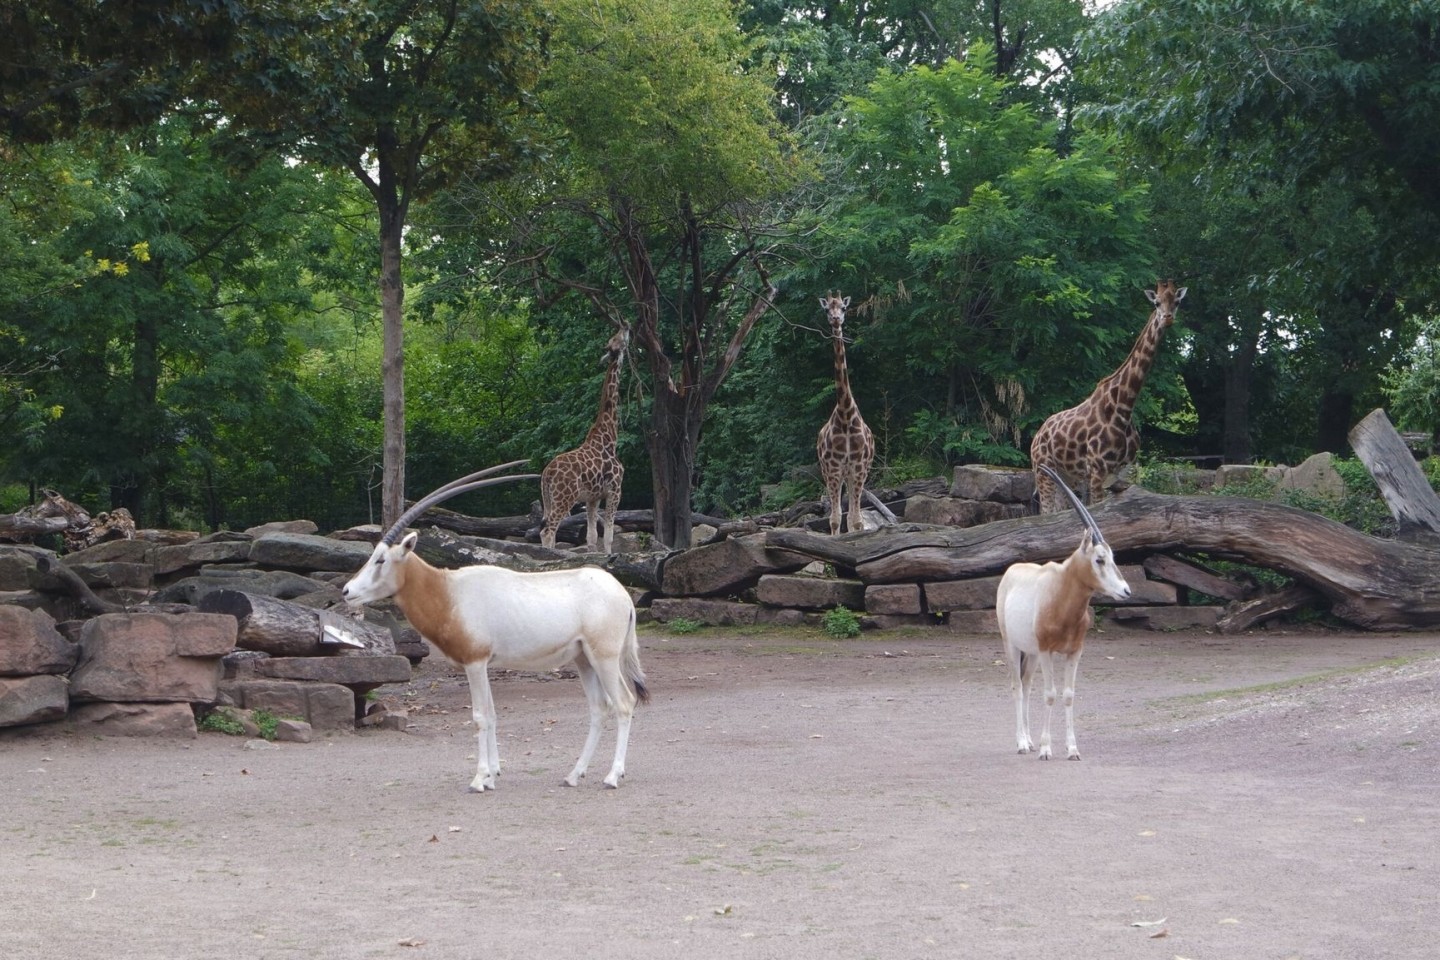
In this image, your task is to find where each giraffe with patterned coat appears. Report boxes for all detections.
[816,292,875,536]
[1030,280,1187,514]
[540,326,630,552]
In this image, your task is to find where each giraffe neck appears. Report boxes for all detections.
[583,355,622,446]
[832,332,859,414]
[1099,309,1165,421]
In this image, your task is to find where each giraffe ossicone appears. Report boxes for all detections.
[1030,280,1187,514]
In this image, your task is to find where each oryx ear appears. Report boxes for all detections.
[1176,286,1188,301]
[399,531,420,554]
[1144,288,1159,305]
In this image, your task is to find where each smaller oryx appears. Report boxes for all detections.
[342,461,649,791]
[997,464,1131,760]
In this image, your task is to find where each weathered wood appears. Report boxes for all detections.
[1142,554,1255,602]
[0,514,71,538]
[765,489,1440,630]
[34,556,127,614]
[1349,408,1440,541]
[198,590,394,657]
[1216,585,1323,634]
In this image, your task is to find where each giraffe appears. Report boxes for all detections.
[1030,280,1187,514]
[539,325,630,552]
[816,292,875,536]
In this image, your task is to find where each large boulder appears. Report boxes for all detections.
[0,675,69,728]
[69,702,198,738]
[69,613,236,703]
[950,465,1035,503]
[248,533,374,573]
[0,607,78,676]
[660,534,811,597]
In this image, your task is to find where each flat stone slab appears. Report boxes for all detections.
[248,655,412,688]
[0,675,70,728]
[756,574,865,611]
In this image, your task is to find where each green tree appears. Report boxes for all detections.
[794,48,1155,471]
[8,115,350,526]
[1084,0,1440,455]
[218,0,547,528]
[487,0,804,547]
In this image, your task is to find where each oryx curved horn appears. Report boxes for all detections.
[1037,464,1107,545]
[382,460,538,545]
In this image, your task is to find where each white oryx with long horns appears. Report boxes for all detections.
[342,461,649,791]
[997,464,1131,760]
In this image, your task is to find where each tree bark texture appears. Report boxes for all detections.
[1348,408,1440,541]
[765,488,1440,630]
[198,590,395,657]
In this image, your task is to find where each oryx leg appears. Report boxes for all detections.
[1007,645,1036,754]
[1061,650,1083,760]
[464,661,500,792]
[564,656,607,787]
[1036,651,1060,760]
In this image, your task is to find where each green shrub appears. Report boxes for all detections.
[668,616,703,635]
[198,709,247,736]
[821,606,862,639]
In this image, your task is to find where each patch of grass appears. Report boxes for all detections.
[667,617,703,635]
[1154,655,1420,707]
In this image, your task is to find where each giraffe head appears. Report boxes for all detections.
[601,324,630,367]
[819,291,852,339]
[1143,279,1187,329]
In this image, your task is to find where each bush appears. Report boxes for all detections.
[821,606,862,639]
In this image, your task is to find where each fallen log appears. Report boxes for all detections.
[198,590,395,657]
[1216,585,1322,634]
[765,489,1440,630]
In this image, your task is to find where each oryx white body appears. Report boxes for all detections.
[997,466,1130,760]
[343,530,647,791]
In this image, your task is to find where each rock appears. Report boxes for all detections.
[245,519,319,537]
[63,539,155,565]
[273,718,314,743]
[0,675,70,727]
[1102,605,1222,631]
[70,701,198,738]
[950,465,1035,503]
[755,574,865,611]
[864,583,923,615]
[69,612,236,703]
[903,496,1027,527]
[1278,452,1346,499]
[0,607,78,675]
[247,533,375,573]
[1214,463,1285,488]
[660,533,810,597]
[152,539,254,576]
[247,655,412,697]
[924,576,1003,612]
[649,597,758,626]
[220,679,356,732]
[0,546,50,590]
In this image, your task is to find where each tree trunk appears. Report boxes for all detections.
[647,387,700,549]
[1222,325,1257,463]
[1349,407,1440,541]
[765,489,1440,630]
[376,162,408,532]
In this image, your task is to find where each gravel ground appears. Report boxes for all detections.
[3,623,1438,960]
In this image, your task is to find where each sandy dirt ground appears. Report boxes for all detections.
[3,622,1439,960]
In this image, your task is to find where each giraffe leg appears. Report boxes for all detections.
[584,497,600,552]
